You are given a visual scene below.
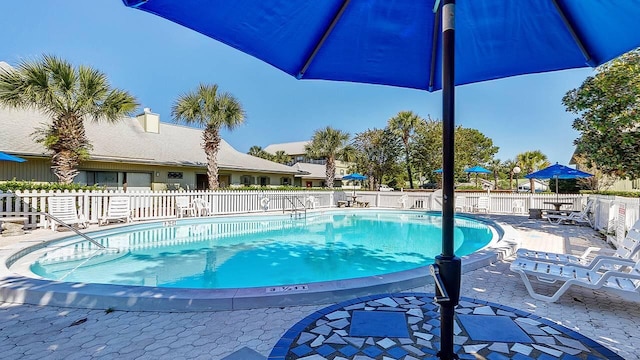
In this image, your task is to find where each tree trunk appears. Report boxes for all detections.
[404,147,414,189]
[203,127,221,189]
[50,115,88,184]
[529,178,536,194]
[326,157,335,188]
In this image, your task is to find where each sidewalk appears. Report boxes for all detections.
[0,215,638,359]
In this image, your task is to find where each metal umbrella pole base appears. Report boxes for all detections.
[431,255,461,360]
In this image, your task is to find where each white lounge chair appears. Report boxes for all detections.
[546,198,594,227]
[473,196,489,213]
[176,196,196,217]
[516,219,640,268]
[193,198,212,216]
[510,256,640,302]
[99,197,132,225]
[47,196,87,231]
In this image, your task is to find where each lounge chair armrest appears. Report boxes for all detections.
[571,256,636,270]
[579,246,615,260]
[596,269,640,285]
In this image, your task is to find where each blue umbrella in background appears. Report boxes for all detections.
[121,2,640,357]
[342,173,367,197]
[465,166,492,188]
[0,151,26,163]
[525,163,593,199]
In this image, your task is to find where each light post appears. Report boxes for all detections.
[512,166,521,192]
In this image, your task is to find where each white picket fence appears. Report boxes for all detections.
[1,189,637,237]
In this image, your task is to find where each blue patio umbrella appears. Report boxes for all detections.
[525,163,593,198]
[433,168,443,173]
[121,2,640,357]
[342,173,367,196]
[0,151,26,163]
[465,166,492,187]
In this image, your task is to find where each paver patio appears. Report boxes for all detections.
[0,214,638,359]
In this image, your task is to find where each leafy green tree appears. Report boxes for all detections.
[455,127,499,170]
[352,128,401,189]
[516,150,549,193]
[305,126,351,188]
[412,116,444,182]
[0,55,138,183]
[563,49,640,178]
[172,83,245,189]
[388,111,421,188]
[412,117,498,185]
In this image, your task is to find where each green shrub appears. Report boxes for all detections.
[0,180,104,192]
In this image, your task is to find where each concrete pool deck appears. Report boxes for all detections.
[0,214,639,359]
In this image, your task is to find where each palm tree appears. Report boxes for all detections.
[305,126,350,188]
[502,159,517,190]
[0,55,138,183]
[517,150,549,193]
[388,111,421,189]
[272,150,291,164]
[247,145,264,157]
[487,159,502,189]
[172,83,245,189]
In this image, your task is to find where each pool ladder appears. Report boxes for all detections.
[1,211,105,249]
[283,196,306,219]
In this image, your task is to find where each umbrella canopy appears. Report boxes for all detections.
[342,173,367,181]
[524,163,593,180]
[464,166,491,174]
[121,2,640,358]
[433,168,443,173]
[525,163,593,198]
[122,1,640,92]
[465,166,491,188]
[342,173,366,197]
[0,151,26,163]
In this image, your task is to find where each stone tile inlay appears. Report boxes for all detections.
[458,314,533,343]
[268,293,623,360]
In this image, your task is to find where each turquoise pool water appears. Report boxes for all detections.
[30,210,495,289]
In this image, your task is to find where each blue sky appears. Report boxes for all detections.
[1,1,593,164]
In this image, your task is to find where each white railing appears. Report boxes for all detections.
[2,189,637,235]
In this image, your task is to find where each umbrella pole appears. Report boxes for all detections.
[432,1,460,359]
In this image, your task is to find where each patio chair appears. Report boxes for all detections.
[192,198,212,216]
[305,195,319,209]
[512,199,526,214]
[516,218,640,268]
[473,196,490,213]
[47,196,87,231]
[398,194,409,209]
[546,198,594,227]
[175,196,196,217]
[510,256,640,302]
[99,197,132,225]
[454,196,468,212]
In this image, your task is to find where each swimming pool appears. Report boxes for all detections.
[3,209,507,311]
[29,210,493,289]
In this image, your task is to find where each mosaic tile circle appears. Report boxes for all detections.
[268,292,622,360]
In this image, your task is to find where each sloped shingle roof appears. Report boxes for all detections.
[0,107,298,175]
[263,141,309,155]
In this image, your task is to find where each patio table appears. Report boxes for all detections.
[543,201,573,211]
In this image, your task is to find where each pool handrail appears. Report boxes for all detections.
[1,211,105,249]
